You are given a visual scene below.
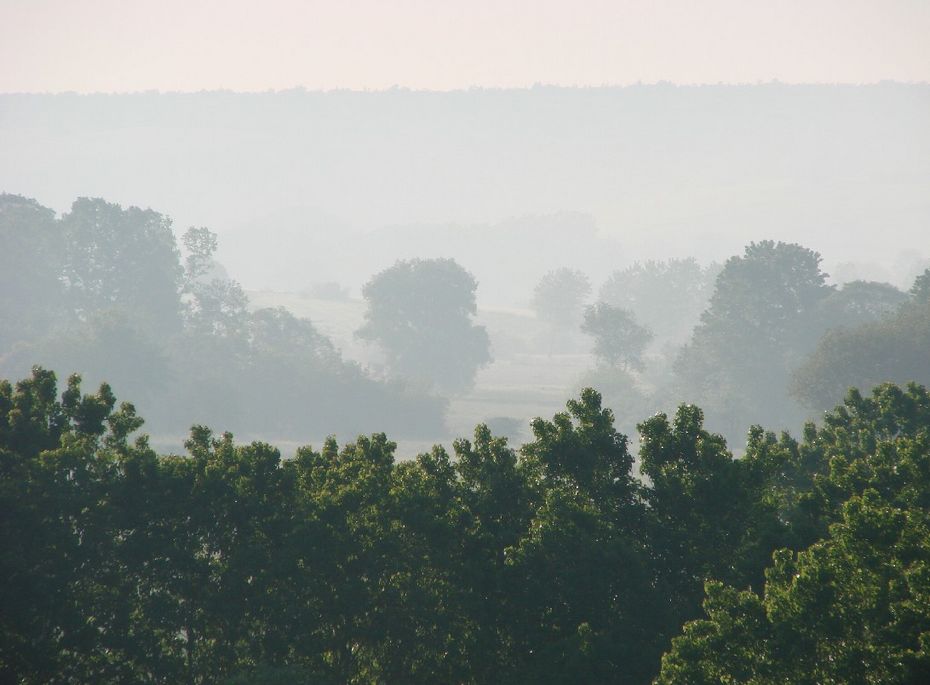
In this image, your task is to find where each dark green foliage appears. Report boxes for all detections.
[510,390,659,684]
[3,201,930,683]
[3,369,930,684]
[576,364,653,439]
[656,383,930,684]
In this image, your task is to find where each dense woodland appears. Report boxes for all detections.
[3,191,930,682]
[3,369,930,683]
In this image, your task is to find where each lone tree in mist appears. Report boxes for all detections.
[357,258,491,394]
[581,302,653,370]
[532,268,591,328]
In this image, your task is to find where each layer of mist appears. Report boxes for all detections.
[2,84,928,303]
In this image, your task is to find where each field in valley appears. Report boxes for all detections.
[247,290,600,457]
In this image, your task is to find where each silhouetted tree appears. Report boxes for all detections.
[60,197,183,333]
[0,194,65,350]
[0,196,447,441]
[675,241,833,440]
[357,258,491,394]
[912,267,930,301]
[814,279,908,330]
[581,302,653,370]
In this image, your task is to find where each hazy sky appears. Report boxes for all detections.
[2,0,929,92]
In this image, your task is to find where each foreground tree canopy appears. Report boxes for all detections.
[2,367,929,684]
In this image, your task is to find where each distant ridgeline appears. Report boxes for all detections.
[2,367,930,683]
[1,84,928,295]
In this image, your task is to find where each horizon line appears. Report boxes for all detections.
[2,79,929,97]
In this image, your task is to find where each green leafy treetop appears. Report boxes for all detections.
[4,360,930,684]
[656,382,930,684]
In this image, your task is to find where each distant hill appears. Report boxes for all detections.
[2,84,928,300]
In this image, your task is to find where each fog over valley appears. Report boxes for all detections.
[4,3,930,682]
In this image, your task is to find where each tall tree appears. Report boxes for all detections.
[60,197,183,332]
[911,267,930,301]
[638,404,792,644]
[0,194,65,350]
[357,258,491,394]
[675,241,833,440]
[509,390,657,683]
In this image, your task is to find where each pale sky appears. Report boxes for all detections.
[1,0,929,92]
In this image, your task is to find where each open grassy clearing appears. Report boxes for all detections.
[246,290,600,455]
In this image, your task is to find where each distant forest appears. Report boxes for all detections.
[2,192,929,448]
[0,193,445,443]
